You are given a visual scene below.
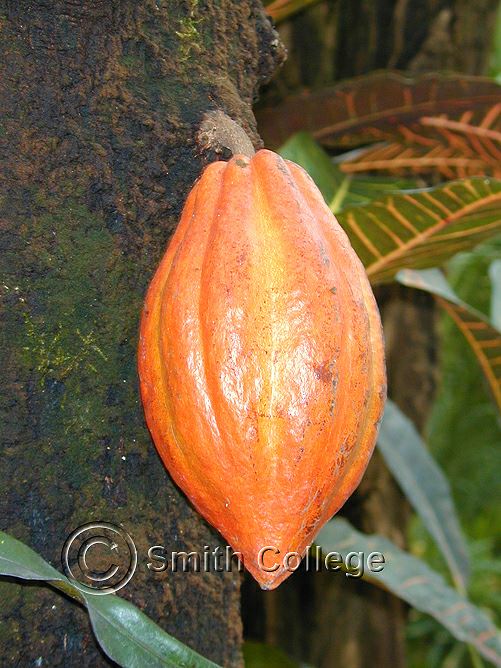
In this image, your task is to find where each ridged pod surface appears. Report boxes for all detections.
[138,149,386,589]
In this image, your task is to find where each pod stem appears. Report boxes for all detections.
[198,110,256,158]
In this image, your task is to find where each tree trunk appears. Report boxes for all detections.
[0,2,283,666]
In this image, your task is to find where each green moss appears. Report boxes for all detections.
[173,1,205,62]
[21,313,107,385]
[9,190,148,494]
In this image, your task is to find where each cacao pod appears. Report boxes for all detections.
[138,149,386,589]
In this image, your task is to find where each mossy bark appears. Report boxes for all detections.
[0,2,283,666]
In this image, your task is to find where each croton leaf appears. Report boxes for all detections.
[265,0,321,23]
[340,129,501,180]
[256,72,501,158]
[335,178,501,284]
[397,268,501,413]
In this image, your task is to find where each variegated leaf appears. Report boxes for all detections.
[340,107,501,179]
[257,71,501,153]
[341,140,501,181]
[336,178,501,284]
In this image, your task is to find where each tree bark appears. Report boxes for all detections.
[0,2,284,666]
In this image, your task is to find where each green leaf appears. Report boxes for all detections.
[397,268,501,413]
[87,595,220,668]
[279,132,345,205]
[0,531,219,668]
[377,399,470,592]
[279,132,418,212]
[423,244,501,652]
[0,531,67,583]
[243,641,301,668]
[339,171,419,206]
[397,267,463,302]
[335,178,501,284]
[317,519,501,666]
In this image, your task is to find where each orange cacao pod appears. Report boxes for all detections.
[138,149,386,589]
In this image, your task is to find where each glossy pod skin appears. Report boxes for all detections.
[138,149,386,589]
